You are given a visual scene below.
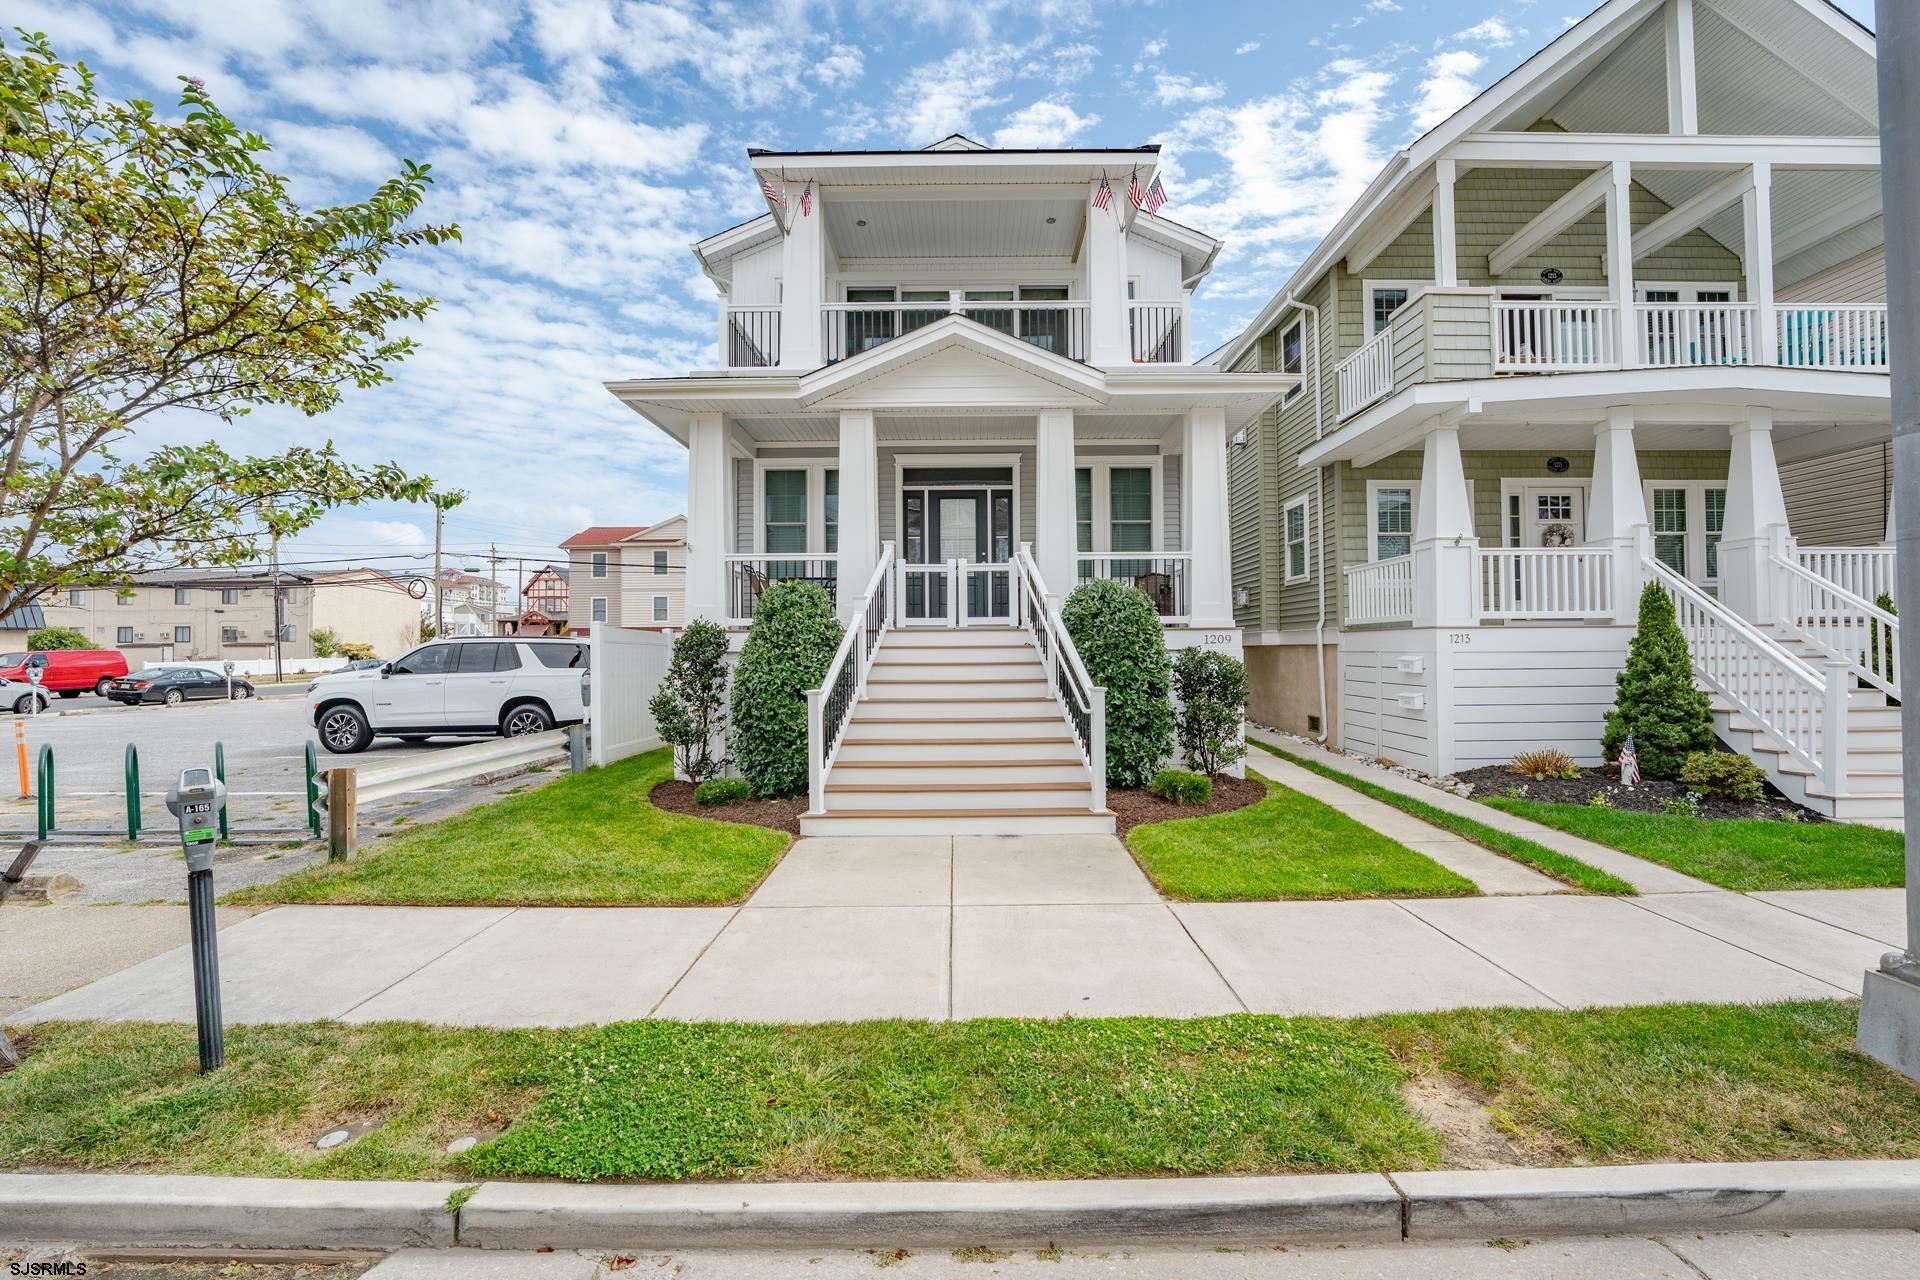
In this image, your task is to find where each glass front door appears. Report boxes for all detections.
[901,483,1013,624]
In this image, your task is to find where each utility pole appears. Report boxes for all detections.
[433,500,446,637]
[269,512,284,686]
[1858,1,1920,1084]
[489,541,501,636]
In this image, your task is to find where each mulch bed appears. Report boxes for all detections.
[1109,772,1266,836]
[649,780,805,835]
[1454,764,1826,823]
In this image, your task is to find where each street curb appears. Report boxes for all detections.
[4,1162,1920,1250]
[0,1174,461,1249]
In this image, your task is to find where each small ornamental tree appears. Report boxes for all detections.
[729,582,842,798]
[651,618,732,783]
[1602,581,1714,779]
[1062,579,1174,789]
[25,626,93,650]
[309,627,340,657]
[1171,648,1248,776]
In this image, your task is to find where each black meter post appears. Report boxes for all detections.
[165,766,227,1072]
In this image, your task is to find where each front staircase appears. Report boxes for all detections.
[800,627,1115,836]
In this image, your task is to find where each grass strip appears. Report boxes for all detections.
[5,1003,1915,1183]
[230,749,789,907]
[1127,771,1478,901]
[1480,797,1906,892]
[1254,739,1637,896]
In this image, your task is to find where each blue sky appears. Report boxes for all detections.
[16,0,1877,584]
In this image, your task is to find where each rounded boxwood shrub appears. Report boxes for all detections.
[1148,768,1211,806]
[1601,581,1713,780]
[729,581,842,799]
[693,777,752,806]
[1172,648,1248,775]
[1679,751,1765,803]
[650,618,732,783]
[1062,578,1173,789]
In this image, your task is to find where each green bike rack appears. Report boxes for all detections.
[305,740,322,838]
[124,742,141,841]
[214,741,230,839]
[35,743,52,841]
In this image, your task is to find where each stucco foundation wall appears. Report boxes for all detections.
[1245,642,1338,743]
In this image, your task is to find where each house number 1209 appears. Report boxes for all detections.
[1202,634,1235,646]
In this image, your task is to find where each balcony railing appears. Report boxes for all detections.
[1343,556,1413,626]
[822,300,1088,364]
[1637,303,1755,367]
[1476,547,1615,621]
[725,307,780,368]
[1128,302,1186,363]
[1777,305,1889,371]
[722,554,839,626]
[1074,554,1191,622]
[1494,301,1619,371]
[1336,327,1395,417]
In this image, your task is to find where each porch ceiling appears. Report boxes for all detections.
[718,411,1191,447]
[825,196,1084,259]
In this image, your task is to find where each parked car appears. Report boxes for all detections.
[307,636,588,754]
[106,667,256,707]
[0,648,130,698]
[0,677,53,715]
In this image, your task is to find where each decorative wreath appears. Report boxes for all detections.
[1541,523,1575,547]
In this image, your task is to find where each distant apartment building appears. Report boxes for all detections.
[433,569,509,637]
[517,563,570,634]
[558,516,686,632]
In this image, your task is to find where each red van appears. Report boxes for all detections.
[0,649,131,698]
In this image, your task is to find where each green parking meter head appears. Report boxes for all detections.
[165,767,226,872]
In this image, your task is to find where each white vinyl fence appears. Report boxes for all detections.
[588,625,673,767]
[144,656,350,677]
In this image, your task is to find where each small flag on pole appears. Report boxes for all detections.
[1126,166,1144,210]
[1142,175,1167,216]
[799,179,813,217]
[761,174,787,210]
[1618,734,1641,787]
[1093,170,1113,212]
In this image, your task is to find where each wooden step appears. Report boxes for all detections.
[826,780,1087,793]
[839,736,1077,747]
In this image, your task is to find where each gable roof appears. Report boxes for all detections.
[560,526,649,548]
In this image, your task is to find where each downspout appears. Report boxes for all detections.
[1305,298,1330,743]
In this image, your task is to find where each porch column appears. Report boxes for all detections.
[1085,181,1130,366]
[1412,419,1478,629]
[1719,406,1793,625]
[1183,405,1235,627]
[1588,405,1649,621]
[779,183,824,369]
[836,410,880,619]
[684,412,735,623]
[1034,408,1078,607]
[1606,160,1636,366]
[1744,161,1778,364]
[1433,158,1459,288]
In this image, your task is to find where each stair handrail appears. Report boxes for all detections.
[1772,552,1900,700]
[1012,544,1107,813]
[1643,556,1846,792]
[805,543,896,815]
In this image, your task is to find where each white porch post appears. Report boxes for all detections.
[1085,182,1130,366]
[1588,406,1650,621]
[836,409,879,618]
[1744,161,1778,365]
[1183,405,1235,627]
[1606,160,1636,366]
[1665,0,1699,135]
[779,183,824,369]
[1433,158,1459,289]
[1719,406,1793,625]
[1412,419,1478,629]
[1034,408,1078,606]
[684,411,735,623]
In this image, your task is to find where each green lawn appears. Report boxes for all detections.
[230,749,789,907]
[1481,797,1906,892]
[1255,740,1637,896]
[5,1003,1914,1183]
[1126,770,1478,900]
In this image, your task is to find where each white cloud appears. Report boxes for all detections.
[1367,1,1402,11]
[993,101,1100,148]
[1047,42,1101,82]
[1452,17,1520,46]
[889,44,1030,143]
[1234,42,1261,56]
[1140,37,1167,59]
[1154,73,1225,106]
[1414,49,1485,129]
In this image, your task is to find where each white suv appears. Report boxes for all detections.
[309,636,588,754]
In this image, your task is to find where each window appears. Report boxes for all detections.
[1537,494,1573,523]
[590,596,608,623]
[1284,496,1311,582]
[590,552,608,578]
[652,549,668,575]
[1075,469,1093,553]
[454,641,517,673]
[117,626,133,644]
[1108,467,1153,554]
[390,644,453,676]
[175,587,192,605]
[221,588,239,605]
[1367,284,1414,334]
[1705,488,1726,581]
[1372,486,1414,560]
[1280,321,1304,401]
[532,643,588,669]
[68,589,85,606]
[171,625,189,644]
[824,469,839,554]
[653,595,669,622]
[117,592,133,606]
[763,469,808,553]
[222,626,238,644]
[1651,488,1688,576]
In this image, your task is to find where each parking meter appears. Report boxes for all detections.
[24,663,40,716]
[222,659,235,701]
[165,767,227,1072]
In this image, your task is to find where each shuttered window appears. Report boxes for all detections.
[1373,488,1413,560]
[1705,488,1726,582]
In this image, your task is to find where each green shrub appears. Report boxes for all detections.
[1148,768,1212,806]
[1868,592,1897,689]
[1509,747,1580,780]
[26,626,94,650]
[1679,751,1765,803]
[1601,582,1714,780]
[309,627,340,657]
[1172,648,1248,775]
[651,618,732,783]
[1062,579,1173,789]
[693,777,752,806]
[729,581,842,799]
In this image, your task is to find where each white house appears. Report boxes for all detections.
[1217,0,1897,821]
[607,136,1296,834]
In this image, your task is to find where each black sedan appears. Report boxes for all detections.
[107,667,256,706]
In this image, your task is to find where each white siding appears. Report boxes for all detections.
[730,241,782,306]
[1125,239,1183,300]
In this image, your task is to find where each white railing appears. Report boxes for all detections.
[822,299,1090,363]
[1014,544,1106,813]
[723,306,781,368]
[1128,301,1188,363]
[1343,556,1414,626]
[722,554,840,627]
[1777,305,1889,371]
[805,544,895,814]
[1797,545,1896,606]
[1336,327,1394,418]
[1637,303,1756,367]
[1074,554,1192,623]
[1477,547,1615,620]
[1774,553,1900,701]
[1645,557,1847,793]
[1494,301,1618,371]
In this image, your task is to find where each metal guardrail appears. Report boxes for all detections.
[319,729,570,809]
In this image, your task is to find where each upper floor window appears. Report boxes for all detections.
[1281,321,1304,401]
[1369,286,1409,334]
[221,588,239,605]
[174,625,191,643]
[68,589,85,606]
[652,549,668,575]
[590,552,608,578]
[175,587,193,605]
[1284,496,1311,582]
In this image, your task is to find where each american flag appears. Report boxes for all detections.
[798,180,813,217]
[761,174,786,210]
[1618,734,1641,787]
[1093,171,1113,211]
[1126,166,1144,210]
[1143,175,1168,216]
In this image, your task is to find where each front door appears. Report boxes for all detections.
[1518,486,1585,547]
[900,484,1014,625]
